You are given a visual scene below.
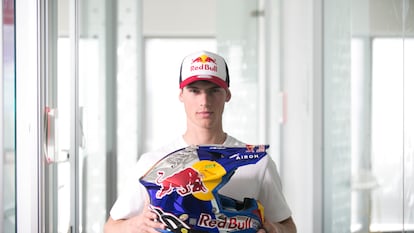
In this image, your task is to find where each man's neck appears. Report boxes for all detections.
[182,130,227,145]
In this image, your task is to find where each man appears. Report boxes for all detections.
[104,51,296,233]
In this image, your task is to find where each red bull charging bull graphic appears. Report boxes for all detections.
[139,145,269,233]
[155,167,207,198]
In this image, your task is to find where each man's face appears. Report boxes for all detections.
[179,81,231,130]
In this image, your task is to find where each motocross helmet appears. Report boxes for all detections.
[139,144,269,233]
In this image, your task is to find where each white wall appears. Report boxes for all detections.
[15,1,43,232]
[142,0,216,37]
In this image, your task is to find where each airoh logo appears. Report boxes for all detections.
[229,153,260,160]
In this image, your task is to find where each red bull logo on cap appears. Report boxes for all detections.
[155,168,207,199]
[192,54,217,64]
[190,54,218,73]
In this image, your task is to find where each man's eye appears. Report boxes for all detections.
[188,89,199,93]
[210,88,221,94]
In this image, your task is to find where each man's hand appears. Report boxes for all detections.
[104,204,166,233]
[257,217,297,233]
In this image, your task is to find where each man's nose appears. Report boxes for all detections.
[199,91,211,106]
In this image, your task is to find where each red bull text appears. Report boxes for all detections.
[197,213,259,231]
[190,63,218,72]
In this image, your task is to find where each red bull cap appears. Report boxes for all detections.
[179,50,230,89]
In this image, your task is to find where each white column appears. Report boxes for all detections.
[15,0,44,232]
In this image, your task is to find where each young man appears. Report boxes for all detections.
[104,51,296,233]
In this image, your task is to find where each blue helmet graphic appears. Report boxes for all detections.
[139,145,269,233]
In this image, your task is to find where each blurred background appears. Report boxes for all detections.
[2,0,414,232]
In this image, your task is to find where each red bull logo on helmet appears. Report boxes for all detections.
[246,144,255,152]
[155,167,207,199]
[190,54,218,73]
[197,213,260,231]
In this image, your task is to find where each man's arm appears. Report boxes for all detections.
[258,216,297,233]
[104,217,128,233]
[104,207,166,233]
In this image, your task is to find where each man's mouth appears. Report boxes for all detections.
[197,111,212,117]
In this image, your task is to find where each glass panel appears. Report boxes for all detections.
[403,0,414,228]
[350,37,373,233]
[78,0,115,232]
[51,1,139,232]
[366,37,414,231]
[403,37,414,232]
[370,38,405,231]
[2,0,16,232]
[49,0,120,231]
[323,0,352,232]
[116,0,141,195]
[44,0,72,232]
[216,0,261,144]
[55,38,72,233]
[78,37,107,232]
[77,18,101,233]
[349,0,414,232]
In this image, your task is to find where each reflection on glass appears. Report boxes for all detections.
[2,0,16,232]
[403,36,414,231]
[351,37,375,233]
[78,38,107,233]
[370,38,414,232]
[45,1,72,232]
[349,1,414,232]
[56,38,72,233]
[371,38,404,231]
[323,1,352,232]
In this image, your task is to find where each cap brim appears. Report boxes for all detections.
[180,76,228,89]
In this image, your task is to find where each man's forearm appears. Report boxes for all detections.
[104,217,125,233]
[273,217,297,233]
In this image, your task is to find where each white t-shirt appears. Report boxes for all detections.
[110,135,292,223]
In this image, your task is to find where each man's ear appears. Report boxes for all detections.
[225,89,232,102]
[179,89,184,102]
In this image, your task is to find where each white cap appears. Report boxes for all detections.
[179,50,230,89]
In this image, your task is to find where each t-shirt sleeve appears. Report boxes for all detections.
[259,158,292,223]
[109,138,187,220]
[109,155,152,220]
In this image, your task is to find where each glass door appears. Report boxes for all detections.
[45,0,118,232]
[77,0,117,231]
[323,0,414,232]
[44,0,72,232]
